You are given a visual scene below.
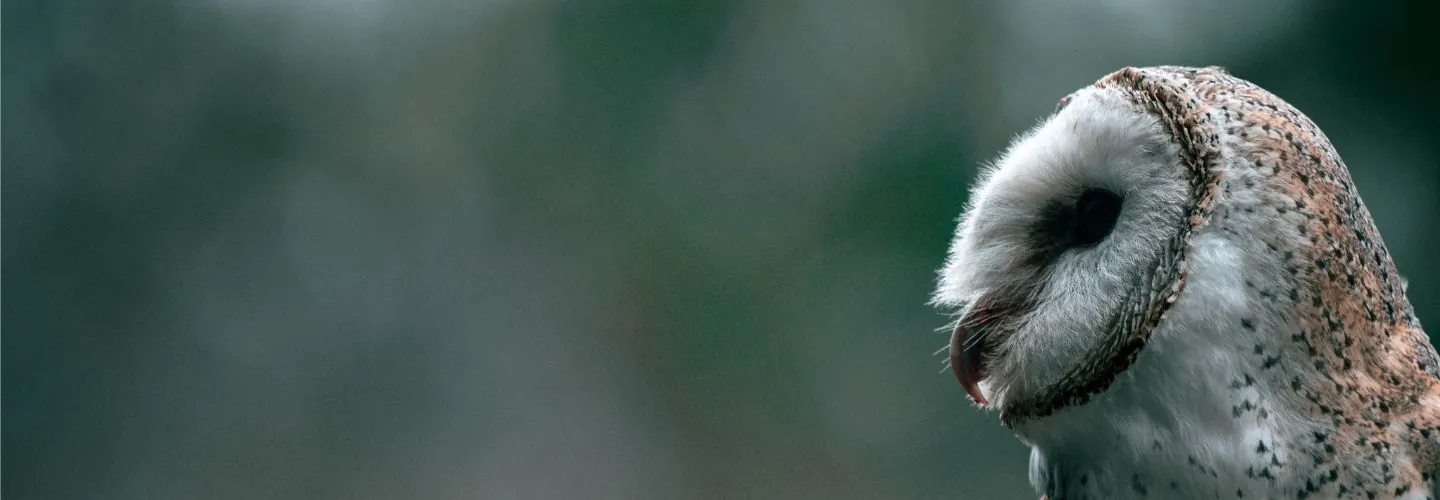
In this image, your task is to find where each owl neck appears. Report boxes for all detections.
[1014,296,1307,495]
[1013,229,1439,498]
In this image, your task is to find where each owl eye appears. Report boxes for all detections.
[1072,188,1122,246]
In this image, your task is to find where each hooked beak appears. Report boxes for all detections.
[950,321,990,406]
[948,296,1021,407]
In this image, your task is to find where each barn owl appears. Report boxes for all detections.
[933,66,1438,499]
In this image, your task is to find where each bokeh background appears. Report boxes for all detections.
[5,1,1439,498]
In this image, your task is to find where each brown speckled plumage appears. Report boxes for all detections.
[1128,66,1438,499]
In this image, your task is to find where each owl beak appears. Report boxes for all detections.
[950,322,990,406]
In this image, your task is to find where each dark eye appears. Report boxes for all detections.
[1072,188,1122,246]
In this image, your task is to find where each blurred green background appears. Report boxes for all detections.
[4,1,1438,499]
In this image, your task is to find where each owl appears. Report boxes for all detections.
[932,66,1438,499]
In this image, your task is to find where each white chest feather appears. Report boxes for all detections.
[1017,232,1430,500]
[1020,232,1284,498]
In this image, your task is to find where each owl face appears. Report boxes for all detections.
[933,86,1198,420]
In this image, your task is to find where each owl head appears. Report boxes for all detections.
[932,66,1423,436]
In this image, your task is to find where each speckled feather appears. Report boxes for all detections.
[936,66,1439,499]
[1101,66,1440,500]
